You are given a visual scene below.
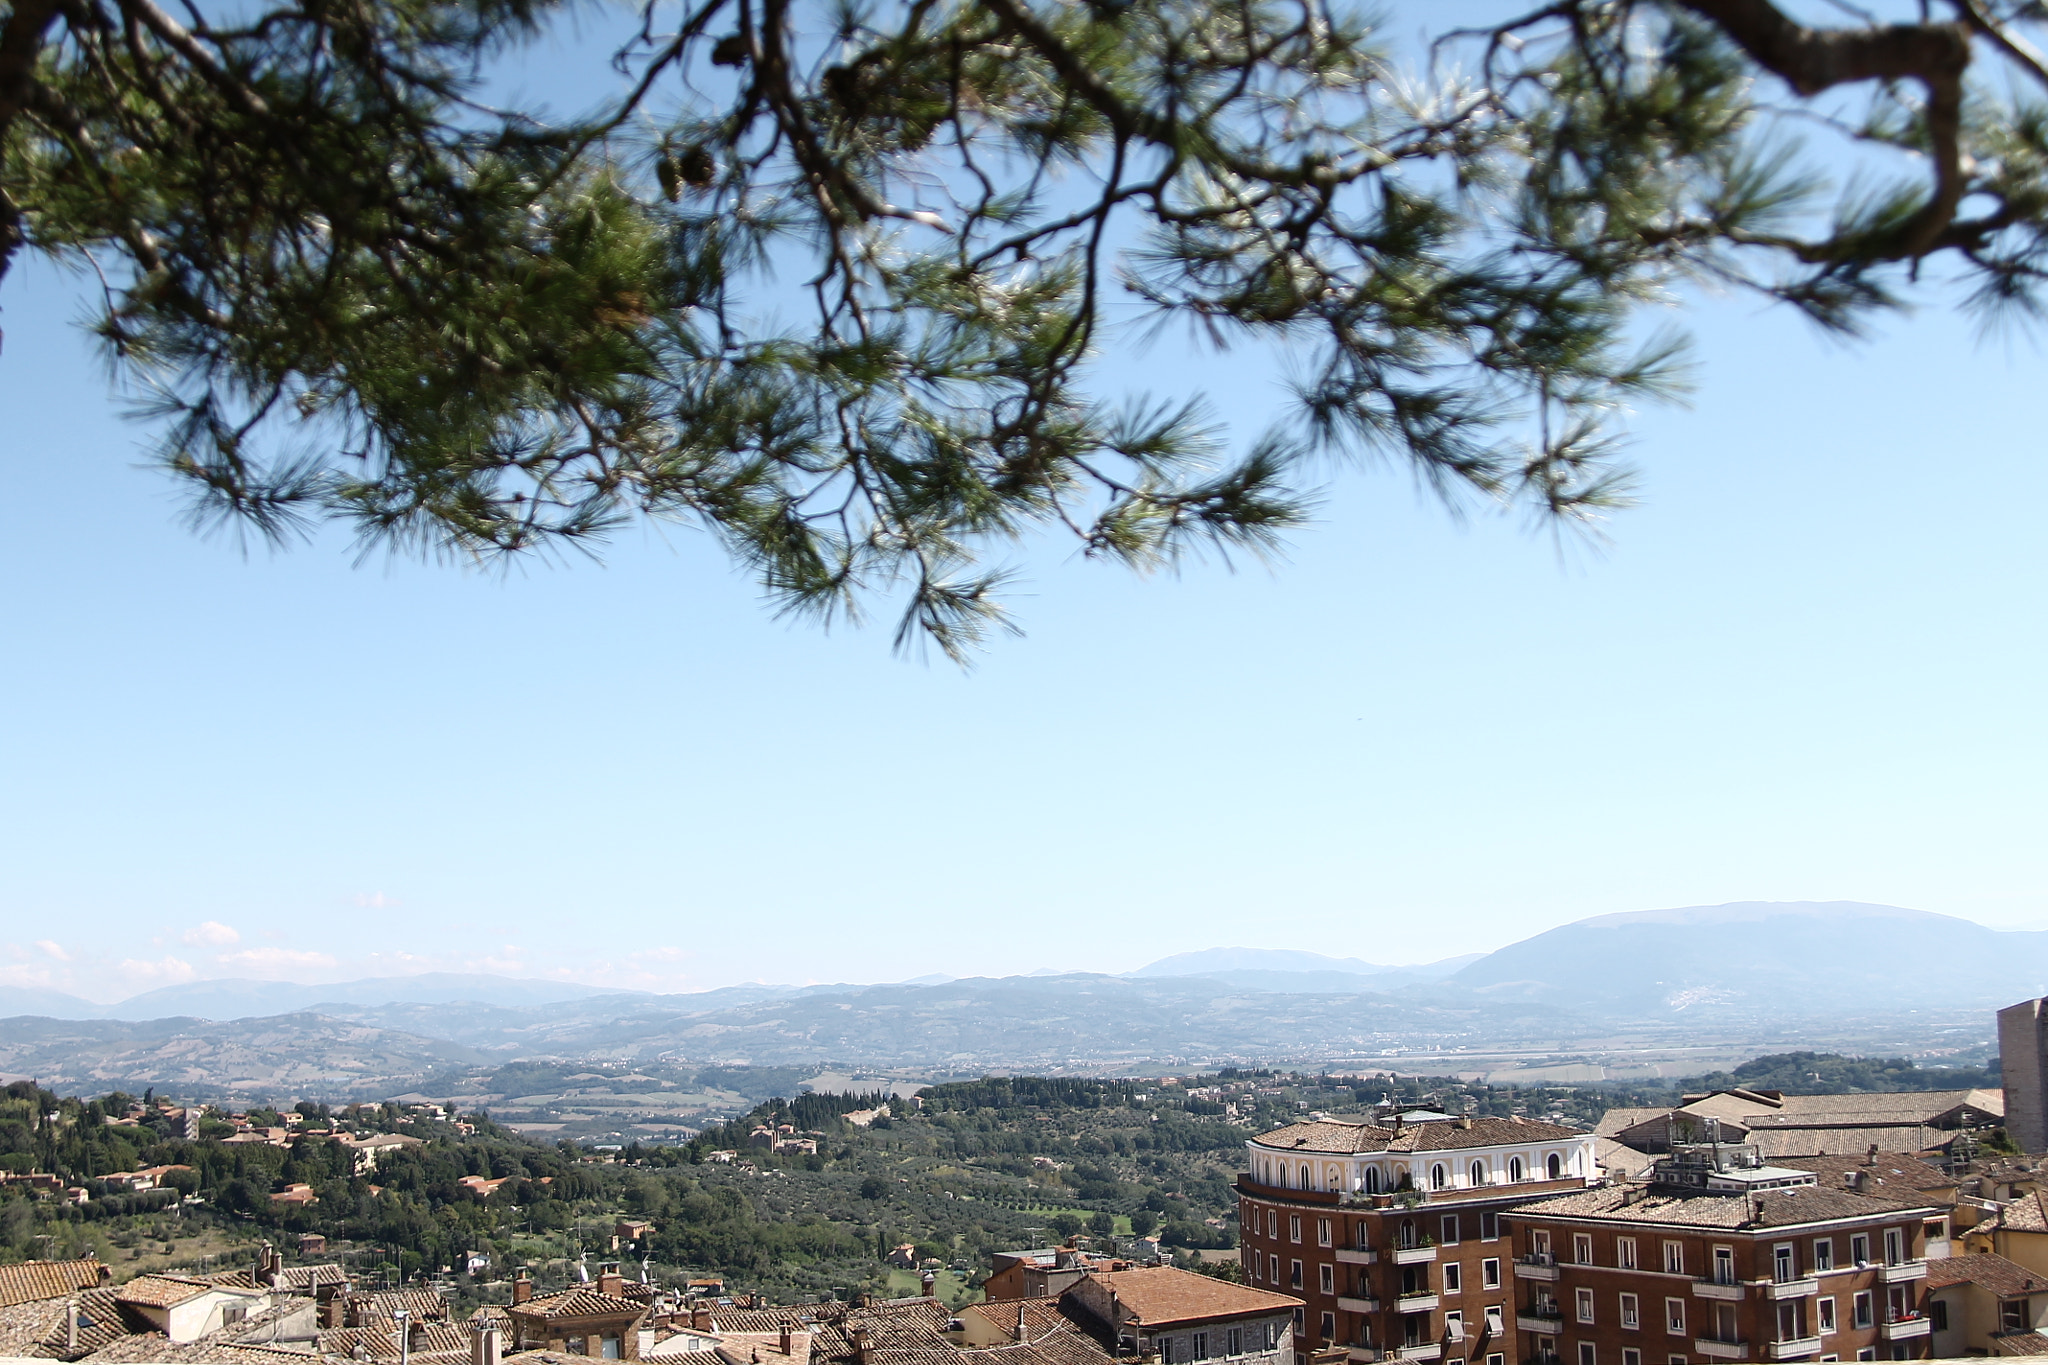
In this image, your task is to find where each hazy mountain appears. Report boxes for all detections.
[0,986,102,1020]
[105,972,643,1021]
[1131,948,1482,979]
[1451,900,2048,1015]
[0,1013,489,1096]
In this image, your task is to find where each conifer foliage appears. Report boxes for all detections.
[5,0,2047,651]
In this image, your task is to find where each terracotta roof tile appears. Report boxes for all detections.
[510,1289,647,1321]
[1926,1253,2048,1297]
[1505,1182,1938,1230]
[1079,1268,1298,1327]
[0,1261,108,1309]
[1776,1153,1956,1195]
[1993,1332,2048,1356]
[114,1276,217,1310]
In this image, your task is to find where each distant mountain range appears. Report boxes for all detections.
[0,972,641,1022]
[1,902,2040,1096]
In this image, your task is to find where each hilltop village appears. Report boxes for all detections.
[5,1004,2048,1365]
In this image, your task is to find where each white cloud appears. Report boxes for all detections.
[215,947,340,973]
[115,956,198,985]
[181,921,241,947]
[34,939,71,962]
[352,893,401,909]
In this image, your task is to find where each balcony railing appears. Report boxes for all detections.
[1878,1261,1927,1284]
[1513,1255,1559,1283]
[1762,1277,1817,1299]
[1395,1293,1438,1314]
[1881,1313,1930,1341]
[1392,1245,1438,1265]
[1765,1337,1823,1360]
[1337,1248,1380,1266]
[1337,1298,1380,1316]
[1395,1344,1441,1362]
[1515,1311,1562,1336]
[1691,1278,1745,1301]
[1692,1337,1747,1360]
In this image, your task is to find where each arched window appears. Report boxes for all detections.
[1430,1164,1447,1190]
[1364,1167,1381,1195]
[1469,1160,1486,1187]
[1509,1156,1524,1182]
[1547,1153,1563,1180]
[1399,1219,1417,1249]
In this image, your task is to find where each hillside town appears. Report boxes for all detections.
[6,998,2048,1365]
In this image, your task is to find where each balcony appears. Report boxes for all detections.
[1522,1356,1562,1365]
[1692,1279,1746,1301]
[1338,1298,1381,1316]
[1692,1338,1747,1360]
[1878,1261,1927,1284]
[1765,1337,1823,1360]
[1395,1294,1438,1315]
[1346,1350,1379,1364]
[1392,1246,1438,1266]
[1762,1278,1818,1300]
[1396,1345,1440,1362]
[1881,1315,1930,1341]
[1515,1314,1562,1336]
[1513,1256,1559,1283]
[1337,1249,1381,1266]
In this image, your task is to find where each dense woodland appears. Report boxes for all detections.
[0,1054,2004,1302]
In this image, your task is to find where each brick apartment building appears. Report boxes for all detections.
[1237,1112,1599,1362]
[1501,1143,1944,1365]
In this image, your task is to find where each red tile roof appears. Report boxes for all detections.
[1925,1253,2048,1297]
[0,1261,107,1309]
[1082,1268,1299,1327]
[509,1289,647,1321]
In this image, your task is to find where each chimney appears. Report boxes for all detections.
[409,1320,430,1353]
[920,1273,936,1299]
[851,1326,872,1363]
[513,1272,533,1306]
[257,1242,282,1288]
[1866,1144,1880,1167]
[692,1308,713,1333]
[66,1299,79,1352]
[599,1264,624,1298]
[1455,1116,1472,1131]
[780,1323,794,1355]
[472,1323,502,1365]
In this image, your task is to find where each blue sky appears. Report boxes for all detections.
[2,10,2044,1002]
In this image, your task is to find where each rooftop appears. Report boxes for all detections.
[1078,1268,1299,1327]
[0,1261,107,1310]
[1925,1253,2048,1298]
[1506,1181,1937,1230]
[1250,1116,1582,1155]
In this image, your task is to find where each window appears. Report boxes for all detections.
[1358,1223,1373,1250]
[1481,1211,1499,1241]
[1509,1157,1524,1182]
[1319,1264,1334,1295]
[1575,1234,1595,1266]
[1669,1358,1687,1365]
[1852,1292,1873,1330]
[1929,1302,1947,1333]
[1269,1254,1280,1284]
[566,1340,586,1357]
[1290,1260,1303,1290]
[1366,1167,1381,1195]
[1818,1299,1836,1334]
[1621,1294,1640,1330]
[1228,1328,1242,1356]
[601,1339,622,1361]
[1618,1237,1638,1270]
[1291,1215,1302,1244]
[1577,1289,1596,1324]
[1319,1317,1335,1346]
[1161,1340,1174,1365]
[1318,1218,1333,1248]
[1194,1333,1209,1359]
[1855,1350,1875,1362]
[1711,1246,1736,1286]
[1548,1153,1564,1179]
[1814,1239,1834,1273]
[1442,1214,1461,1246]
[1883,1229,1904,1266]
[1774,1244,1797,1283]
[1433,1164,1449,1190]
[1665,1299,1686,1336]
[1471,1160,1487,1187]
[1663,1242,1685,1275]
[1578,1344,1596,1365]
[1443,1263,1462,1294]
[1489,1356,1505,1365]
[1623,1351,1642,1365]
[1445,1312,1464,1342]
[1850,1235,1870,1267]
[1482,1259,1502,1290]
[1485,1307,1504,1336]
[2003,1301,2026,1333]
[1533,1231,1551,1257]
